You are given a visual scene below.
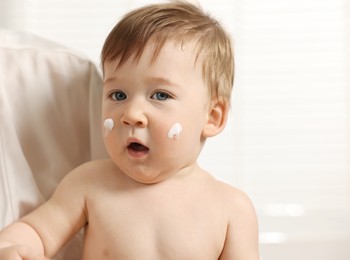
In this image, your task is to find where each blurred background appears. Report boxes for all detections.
[1,0,349,259]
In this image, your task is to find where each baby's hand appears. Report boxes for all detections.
[0,245,50,260]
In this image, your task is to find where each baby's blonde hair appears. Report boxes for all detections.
[101,1,234,105]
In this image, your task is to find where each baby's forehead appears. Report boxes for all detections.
[105,38,202,71]
[103,39,207,91]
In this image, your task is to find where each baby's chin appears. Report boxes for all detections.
[122,166,181,185]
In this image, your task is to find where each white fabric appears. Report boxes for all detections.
[0,29,107,259]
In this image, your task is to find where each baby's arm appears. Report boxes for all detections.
[0,163,90,259]
[219,189,260,260]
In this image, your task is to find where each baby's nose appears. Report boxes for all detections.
[121,102,148,127]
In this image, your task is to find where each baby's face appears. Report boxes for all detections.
[102,39,210,184]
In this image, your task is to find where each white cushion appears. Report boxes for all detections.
[0,29,107,259]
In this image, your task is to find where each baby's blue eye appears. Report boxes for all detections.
[151,92,170,100]
[112,91,127,101]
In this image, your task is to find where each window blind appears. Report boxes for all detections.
[229,0,350,211]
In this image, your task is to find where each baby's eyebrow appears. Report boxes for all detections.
[103,76,127,88]
[103,76,117,85]
[103,76,181,89]
[148,77,180,88]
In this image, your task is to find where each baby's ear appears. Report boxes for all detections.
[202,99,228,138]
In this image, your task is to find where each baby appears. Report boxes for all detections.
[0,1,260,259]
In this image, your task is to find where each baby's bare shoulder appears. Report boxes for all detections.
[209,178,256,217]
[67,159,119,179]
[55,159,121,192]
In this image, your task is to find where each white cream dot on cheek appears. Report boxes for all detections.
[167,123,183,140]
[104,118,114,135]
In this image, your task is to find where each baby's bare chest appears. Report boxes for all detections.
[82,188,227,259]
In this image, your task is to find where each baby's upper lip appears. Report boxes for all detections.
[127,137,144,146]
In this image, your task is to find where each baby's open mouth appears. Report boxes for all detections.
[127,142,149,153]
